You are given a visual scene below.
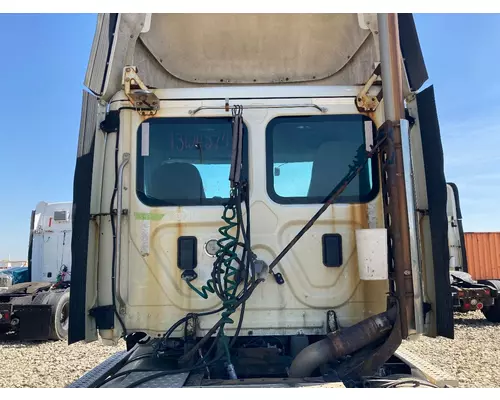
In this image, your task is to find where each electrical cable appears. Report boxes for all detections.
[158,307,225,343]
[179,278,262,365]
[97,365,201,388]
[110,125,127,337]
[124,356,225,388]
[124,106,255,382]
[99,332,226,388]
[180,105,257,371]
[86,106,154,344]
[380,378,438,388]
[126,353,178,364]
[98,342,223,388]
[230,183,254,348]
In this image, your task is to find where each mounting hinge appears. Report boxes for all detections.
[405,92,417,104]
[122,66,160,116]
[355,64,383,113]
[90,209,129,220]
[100,110,120,133]
[89,305,115,330]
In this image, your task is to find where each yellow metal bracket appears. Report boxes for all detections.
[122,66,160,116]
[355,63,383,113]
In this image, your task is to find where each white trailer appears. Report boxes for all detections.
[0,201,72,340]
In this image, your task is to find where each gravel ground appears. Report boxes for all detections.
[0,311,499,388]
[400,311,500,388]
[0,338,126,388]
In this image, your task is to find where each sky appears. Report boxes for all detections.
[0,13,499,260]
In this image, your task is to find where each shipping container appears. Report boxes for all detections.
[465,232,500,280]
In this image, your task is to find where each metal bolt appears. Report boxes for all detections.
[126,67,131,72]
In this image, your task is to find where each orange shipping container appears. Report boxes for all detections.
[464,232,500,280]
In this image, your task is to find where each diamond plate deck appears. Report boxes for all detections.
[395,347,458,388]
[66,344,452,388]
[66,350,129,388]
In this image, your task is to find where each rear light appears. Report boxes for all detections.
[477,302,484,310]
[457,291,465,297]
[0,311,8,321]
[464,303,471,310]
[484,289,490,296]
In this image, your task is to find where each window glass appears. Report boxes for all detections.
[137,118,248,206]
[266,115,378,204]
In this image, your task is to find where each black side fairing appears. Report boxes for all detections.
[417,86,454,339]
[398,14,429,91]
[68,91,98,344]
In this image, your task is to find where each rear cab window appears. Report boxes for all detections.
[266,114,378,204]
[136,117,248,207]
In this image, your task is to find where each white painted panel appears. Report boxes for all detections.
[356,229,388,280]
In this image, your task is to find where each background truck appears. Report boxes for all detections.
[446,183,500,321]
[67,13,457,388]
[0,201,72,340]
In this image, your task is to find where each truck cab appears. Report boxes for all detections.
[68,13,456,387]
[29,201,72,283]
[447,183,500,320]
[0,201,72,340]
